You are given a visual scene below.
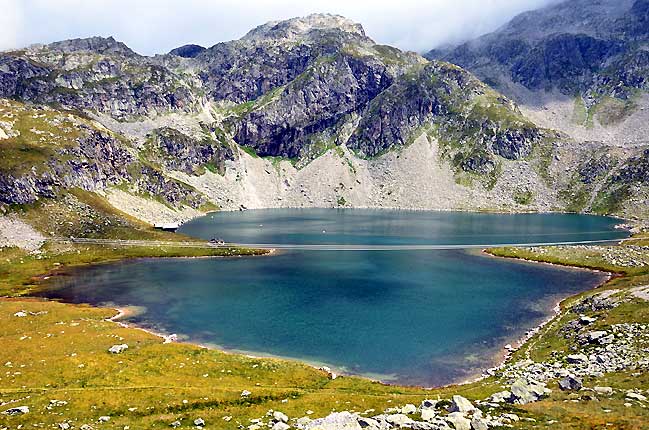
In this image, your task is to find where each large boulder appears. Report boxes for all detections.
[558,375,583,391]
[448,395,477,413]
[305,412,361,430]
[2,406,29,415]
[509,378,552,404]
[445,412,471,430]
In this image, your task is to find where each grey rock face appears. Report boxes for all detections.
[145,127,234,175]
[232,53,393,158]
[46,36,137,56]
[0,40,199,119]
[0,127,133,205]
[614,149,649,184]
[347,61,543,170]
[0,13,554,213]
[429,0,649,109]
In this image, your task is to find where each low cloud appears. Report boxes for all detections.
[3,0,559,54]
[0,0,21,51]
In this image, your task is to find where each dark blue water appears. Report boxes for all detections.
[42,210,626,386]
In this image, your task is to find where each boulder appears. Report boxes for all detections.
[586,331,608,343]
[626,392,648,402]
[98,416,110,423]
[567,354,588,364]
[194,418,205,426]
[421,408,437,422]
[241,390,252,397]
[420,399,438,410]
[108,344,128,354]
[594,386,613,395]
[489,391,511,403]
[501,413,519,422]
[448,395,476,413]
[471,416,488,430]
[385,413,414,427]
[446,412,471,430]
[579,315,597,325]
[305,412,361,430]
[3,406,29,415]
[274,411,289,423]
[411,422,437,430]
[558,375,583,391]
[296,417,312,428]
[401,404,417,414]
[170,421,181,428]
[273,423,290,430]
[509,379,551,404]
[357,417,379,429]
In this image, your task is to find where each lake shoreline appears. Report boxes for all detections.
[25,210,631,389]
[471,248,616,382]
[42,244,615,390]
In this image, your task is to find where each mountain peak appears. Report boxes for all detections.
[241,13,368,43]
[168,44,206,58]
[43,36,137,56]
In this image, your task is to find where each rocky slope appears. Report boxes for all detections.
[427,0,649,218]
[0,12,647,234]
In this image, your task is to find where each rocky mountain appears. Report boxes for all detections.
[0,12,648,228]
[428,0,648,96]
[427,0,649,217]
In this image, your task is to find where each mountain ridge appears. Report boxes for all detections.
[0,10,648,228]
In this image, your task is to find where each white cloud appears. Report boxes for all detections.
[0,0,21,51]
[6,0,559,54]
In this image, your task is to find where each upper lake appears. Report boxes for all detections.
[42,210,628,386]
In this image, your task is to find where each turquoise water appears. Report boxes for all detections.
[42,210,626,386]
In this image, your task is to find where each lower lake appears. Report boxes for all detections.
[41,210,627,386]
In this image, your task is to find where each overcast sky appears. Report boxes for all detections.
[0,0,559,55]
